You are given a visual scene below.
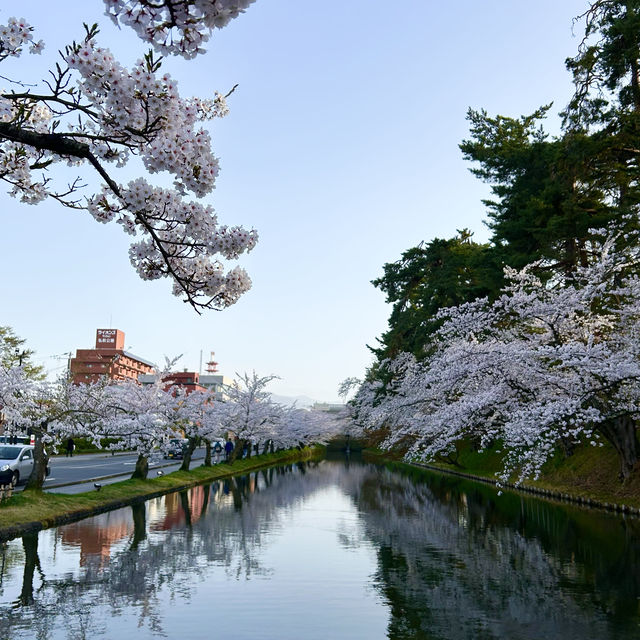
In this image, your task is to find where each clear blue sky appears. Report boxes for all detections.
[1,0,588,402]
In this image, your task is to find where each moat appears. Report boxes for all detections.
[0,458,638,639]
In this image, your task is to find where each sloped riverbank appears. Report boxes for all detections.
[364,441,640,516]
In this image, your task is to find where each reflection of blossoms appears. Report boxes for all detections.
[0,462,637,639]
[348,466,614,640]
[0,463,330,638]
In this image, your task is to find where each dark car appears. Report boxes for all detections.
[165,439,189,460]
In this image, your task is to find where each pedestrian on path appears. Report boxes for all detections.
[225,440,234,462]
[66,438,75,458]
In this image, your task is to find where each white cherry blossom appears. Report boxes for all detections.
[0,5,259,312]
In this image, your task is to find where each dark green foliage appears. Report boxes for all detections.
[564,1,640,221]
[565,0,640,126]
[461,107,617,273]
[369,1,640,379]
[0,326,44,380]
[371,230,501,362]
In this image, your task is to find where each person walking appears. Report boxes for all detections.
[224,440,234,462]
[66,438,75,458]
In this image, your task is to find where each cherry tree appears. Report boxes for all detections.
[0,2,259,312]
[354,231,640,482]
[217,372,285,460]
[276,406,341,450]
[0,366,102,488]
[0,366,37,454]
[215,372,341,459]
[89,372,190,478]
[172,387,226,470]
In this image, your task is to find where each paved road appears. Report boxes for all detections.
[17,449,213,495]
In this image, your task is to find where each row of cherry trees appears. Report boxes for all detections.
[348,1,640,484]
[0,364,339,489]
[348,228,640,483]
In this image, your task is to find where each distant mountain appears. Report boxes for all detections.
[270,394,317,408]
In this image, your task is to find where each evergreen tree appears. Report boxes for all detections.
[564,0,640,219]
[0,326,44,380]
[371,230,500,362]
[460,107,615,274]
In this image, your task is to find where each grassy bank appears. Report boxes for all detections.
[365,440,640,511]
[0,447,322,540]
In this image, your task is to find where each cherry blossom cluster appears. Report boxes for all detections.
[0,98,53,203]
[0,365,34,430]
[71,369,336,460]
[88,178,257,307]
[65,40,223,196]
[103,0,257,58]
[350,231,640,483]
[0,142,47,204]
[0,5,258,311]
[0,366,81,450]
[0,17,43,61]
[180,372,341,452]
[95,377,186,456]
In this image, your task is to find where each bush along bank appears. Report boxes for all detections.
[364,440,640,516]
[0,446,323,541]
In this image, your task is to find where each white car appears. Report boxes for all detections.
[0,444,35,486]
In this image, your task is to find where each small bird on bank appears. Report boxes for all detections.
[94,483,102,491]
[157,470,164,476]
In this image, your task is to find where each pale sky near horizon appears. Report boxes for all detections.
[1,0,588,402]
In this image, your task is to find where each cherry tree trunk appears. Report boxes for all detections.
[229,477,243,510]
[598,415,639,480]
[179,490,192,528]
[25,429,47,491]
[201,482,211,515]
[180,437,198,471]
[131,454,149,480]
[204,440,212,467]
[230,438,246,463]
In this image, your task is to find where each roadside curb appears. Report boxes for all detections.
[407,461,640,517]
[44,457,208,490]
[50,451,132,459]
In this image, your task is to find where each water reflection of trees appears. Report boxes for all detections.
[0,462,334,639]
[0,461,638,639]
[341,464,640,640]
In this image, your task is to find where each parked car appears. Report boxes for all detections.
[164,439,189,460]
[0,444,35,486]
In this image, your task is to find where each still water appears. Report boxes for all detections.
[0,459,639,639]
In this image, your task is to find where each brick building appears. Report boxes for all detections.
[139,371,231,399]
[70,329,155,384]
